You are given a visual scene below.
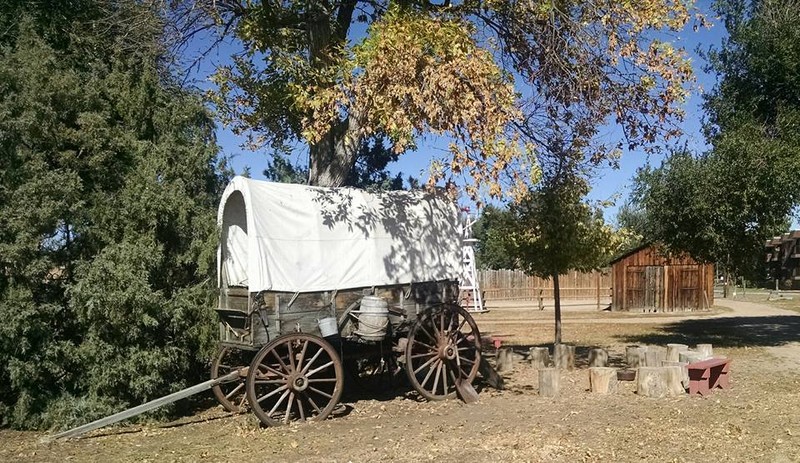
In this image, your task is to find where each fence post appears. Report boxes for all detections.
[596,271,601,311]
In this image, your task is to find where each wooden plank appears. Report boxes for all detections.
[43,370,241,442]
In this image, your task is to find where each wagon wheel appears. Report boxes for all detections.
[405,303,481,401]
[211,346,249,413]
[246,333,344,426]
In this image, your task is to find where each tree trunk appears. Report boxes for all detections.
[636,367,667,398]
[588,348,608,367]
[662,365,686,395]
[589,367,618,393]
[696,344,713,359]
[553,272,562,345]
[528,346,550,369]
[305,6,361,187]
[662,360,689,389]
[666,344,688,362]
[308,118,361,186]
[538,368,560,397]
[644,346,666,368]
[553,343,575,370]
[496,347,514,373]
[626,345,644,368]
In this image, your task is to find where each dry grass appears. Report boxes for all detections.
[2,301,800,462]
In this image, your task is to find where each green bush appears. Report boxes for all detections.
[0,4,225,430]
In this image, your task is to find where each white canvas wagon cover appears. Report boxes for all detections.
[217,177,464,293]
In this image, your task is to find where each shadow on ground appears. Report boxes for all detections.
[616,315,800,348]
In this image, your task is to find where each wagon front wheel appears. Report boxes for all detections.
[211,346,249,413]
[405,303,481,401]
[246,333,344,426]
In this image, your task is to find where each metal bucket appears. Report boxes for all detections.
[317,316,339,338]
[354,296,389,341]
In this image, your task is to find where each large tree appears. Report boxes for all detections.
[176,0,697,197]
[628,0,800,283]
[0,2,225,429]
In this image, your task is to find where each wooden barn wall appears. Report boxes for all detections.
[477,269,611,301]
[611,245,714,311]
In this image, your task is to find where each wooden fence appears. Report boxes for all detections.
[478,269,612,302]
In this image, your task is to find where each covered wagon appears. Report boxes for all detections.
[212,177,482,425]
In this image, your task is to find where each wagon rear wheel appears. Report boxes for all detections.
[246,333,344,426]
[211,346,249,413]
[405,303,481,401]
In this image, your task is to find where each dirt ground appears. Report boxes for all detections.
[3,298,800,463]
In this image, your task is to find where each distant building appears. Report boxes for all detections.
[765,231,800,290]
[610,244,714,312]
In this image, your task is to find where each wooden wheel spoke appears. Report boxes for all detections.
[431,361,443,394]
[254,379,286,385]
[297,340,309,367]
[418,323,437,343]
[297,396,306,421]
[419,359,440,389]
[225,383,245,399]
[412,339,437,351]
[306,360,334,377]
[268,389,291,415]
[303,392,321,413]
[448,364,461,383]
[260,364,289,379]
[410,351,436,359]
[442,361,449,392]
[257,384,288,404]
[449,318,468,340]
[455,336,474,348]
[300,348,325,375]
[287,341,296,371]
[413,354,439,374]
[307,378,338,383]
[284,392,295,424]
[270,349,291,373]
[308,386,333,400]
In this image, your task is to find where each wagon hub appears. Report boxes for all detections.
[439,342,457,361]
[290,374,309,392]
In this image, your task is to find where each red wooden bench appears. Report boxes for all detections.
[687,357,731,396]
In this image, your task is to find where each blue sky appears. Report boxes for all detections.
[196,1,728,224]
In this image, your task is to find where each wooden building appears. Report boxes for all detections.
[765,231,800,289]
[610,244,714,311]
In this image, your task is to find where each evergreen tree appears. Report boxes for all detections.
[0,2,225,429]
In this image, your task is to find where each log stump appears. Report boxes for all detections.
[539,368,560,397]
[679,351,704,364]
[588,348,609,367]
[589,367,618,394]
[636,367,668,398]
[644,346,666,367]
[666,344,689,362]
[529,346,550,369]
[662,360,689,389]
[696,344,713,359]
[663,365,686,395]
[554,344,575,370]
[626,345,644,368]
[496,347,515,373]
